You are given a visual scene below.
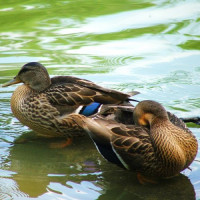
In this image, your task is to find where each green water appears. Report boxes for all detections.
[0,0,200,199]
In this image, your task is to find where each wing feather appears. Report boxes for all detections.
[110,125,157,172]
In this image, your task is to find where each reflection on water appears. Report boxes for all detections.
[100,172,196,200]
[7,137,104,199]
[0,0,200,199]
[0,138,197,200]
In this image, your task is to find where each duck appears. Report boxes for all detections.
[68,100,198,183]
[2,62,138,142]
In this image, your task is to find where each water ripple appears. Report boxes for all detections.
[0,178,28,200]
[56,1,200,35]
[0,0,200,199]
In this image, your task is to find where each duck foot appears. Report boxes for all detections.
[137,173,158,184]
[49,138,73,148]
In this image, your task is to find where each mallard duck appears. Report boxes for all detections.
[2,62,138,140]
[69,100,198,183]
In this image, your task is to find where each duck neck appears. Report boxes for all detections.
[11,85,34,122]
[150,119,186,176]
[30,76,51,92]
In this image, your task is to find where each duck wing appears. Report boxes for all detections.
[110,124,156,171]
[47,76,137,115]
[81,116,155,171]
[167,112,191,131]
[51,76,137,103]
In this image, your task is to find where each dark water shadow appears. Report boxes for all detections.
[7,136,103,198]
[99,169,195,200]
[3,135,196,200]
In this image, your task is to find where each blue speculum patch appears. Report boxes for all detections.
[80,102,101,116]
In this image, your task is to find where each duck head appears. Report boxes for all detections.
[2,62,51,92]
[134,100,169,127]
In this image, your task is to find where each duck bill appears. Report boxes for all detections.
[2,77,22,87]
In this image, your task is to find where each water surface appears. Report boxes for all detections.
[0,0,200,199]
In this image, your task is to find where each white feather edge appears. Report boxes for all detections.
[87,128,130,170]
[74,106,83,114]
[75,104,103,114]
[111,144,130,170]
[86,130,109,161]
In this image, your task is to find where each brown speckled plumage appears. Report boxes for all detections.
[70,100,198,180]
[3,62,136,138]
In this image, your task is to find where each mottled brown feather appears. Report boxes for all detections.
[4,62,136,138]
[70,100,198,180]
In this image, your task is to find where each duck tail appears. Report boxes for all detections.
[128,98,140,103]
[180,116,200,125]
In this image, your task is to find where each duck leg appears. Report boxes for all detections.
[49,138,73,148]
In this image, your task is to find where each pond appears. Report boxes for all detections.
[0,0,200,199]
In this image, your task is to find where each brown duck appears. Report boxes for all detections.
[2,62,137,142]
[69,100,198,183]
